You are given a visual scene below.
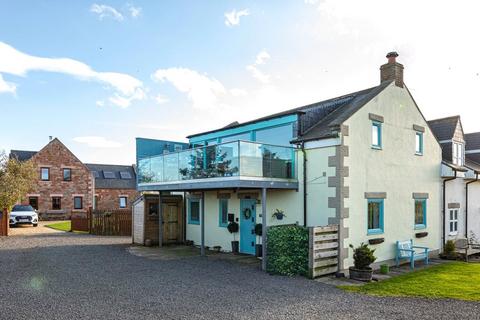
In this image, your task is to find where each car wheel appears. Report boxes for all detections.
[33,224,38,227]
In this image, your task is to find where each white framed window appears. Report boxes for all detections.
[453,142,464,166]
[371,122,382,149]
[449,209,458,234]
[119,197,127,208]
[415,132,423,155]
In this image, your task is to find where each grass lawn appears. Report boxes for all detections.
[45,221,71,232]
[341,262,480,301]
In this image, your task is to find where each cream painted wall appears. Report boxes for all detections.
[444,178,466,241]
[305,146,337,226]
[467,182,480,241]
[343,82,442,268]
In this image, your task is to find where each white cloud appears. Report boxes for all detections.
[0,74,16,94]
[154,94,169,105]
[224,9,250,27]
[152,67,227,110]
[73,136,122,148]
[90,3,124,21]
[255,50,271,65]
[247,50,272,84]
[0,42,144,107]
[96,100,105,107]
[230,88,247,96]
[246,65,270,84]
[127,4,142,18]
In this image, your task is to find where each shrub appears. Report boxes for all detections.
[266,225,308,276]
[350,243,376,270]
[444,240,456,256]
[227,221,239,234]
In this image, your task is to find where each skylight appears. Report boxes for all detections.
[103,171,116,179]
[120,171,132,179]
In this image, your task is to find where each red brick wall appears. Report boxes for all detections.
[95,188,138,211]
[23,139,94,220]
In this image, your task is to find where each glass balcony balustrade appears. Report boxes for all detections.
[138,141,296,184]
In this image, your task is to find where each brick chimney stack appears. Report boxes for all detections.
[380,52,404,88]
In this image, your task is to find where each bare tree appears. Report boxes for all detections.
[0,151,37,211]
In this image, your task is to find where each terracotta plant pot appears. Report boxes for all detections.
[349,267,373,282]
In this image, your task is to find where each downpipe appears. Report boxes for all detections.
[443,170,457,249]
[465,172,479,238]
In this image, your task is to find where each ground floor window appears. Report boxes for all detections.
[449,209,458,234]
[414,199,427,229]
[52,197,61,210]
[119,197,127,208]
[73,196,83,210]
[219,199,228,227]
[188,198,200,225]
[367,198,384,234]
[29,197,38,210]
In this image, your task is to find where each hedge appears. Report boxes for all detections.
[266,224,309,276]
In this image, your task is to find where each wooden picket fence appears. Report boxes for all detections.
[71,208,132,236]
[90,209,132,236]
[308,225,339,278]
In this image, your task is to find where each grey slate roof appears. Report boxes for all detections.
[85,163,136,189]
[427,116,460,141]
[465,132,480,151]
[293,81,392,142]
[187,80,393,142]
[9,150,37,161]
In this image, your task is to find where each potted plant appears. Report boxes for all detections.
[254,223,263,257]
[440,240,457,260]
[349,243,376,281]
[272,209,286,220]
[227,221,239,254]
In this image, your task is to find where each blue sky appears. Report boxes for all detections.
[1,0,480,164]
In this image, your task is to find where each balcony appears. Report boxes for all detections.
[137,141,298,191]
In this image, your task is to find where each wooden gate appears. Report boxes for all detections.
[71,213,90,232]
[162,202,180,244]
[90,208,132,236]
[308,225,339,278]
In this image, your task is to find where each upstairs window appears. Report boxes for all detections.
[453,142,464,166]
[415,132,424,155]
[371,122,382,149]
[41,167,50,181]
[63,168,72,181]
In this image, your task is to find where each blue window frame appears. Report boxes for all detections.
[188,198,200,225]
[367,199,384,234]
[371,122,382,149]
[414,199,427,229]
[415,132,423,155]
[219,199,228,227]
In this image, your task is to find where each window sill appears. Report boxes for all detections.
[371,146,382,150]
[449,231,458,236]
[415,152,423,156]
[367,229,384,235]
[414,224,426,230]
[188,221,200,225]
[219,224,228,228]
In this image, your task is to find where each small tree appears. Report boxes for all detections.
[350,243,376,270]
[0,151,36,211]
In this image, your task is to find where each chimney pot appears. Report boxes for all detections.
[380,51,404,87]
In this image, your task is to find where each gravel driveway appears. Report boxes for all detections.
[0,231,477,320]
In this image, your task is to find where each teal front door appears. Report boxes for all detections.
[240,199,256,255]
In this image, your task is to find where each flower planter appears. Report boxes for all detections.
[415,232,428,238]
[255,244,262,257]
[231,241,239,254]
[349,267,373,282]
[368,238,384,245]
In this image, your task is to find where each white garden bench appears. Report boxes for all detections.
[395,240,429,269]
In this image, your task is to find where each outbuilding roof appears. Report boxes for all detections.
[85,163,136,190]
[9,150,37,161]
